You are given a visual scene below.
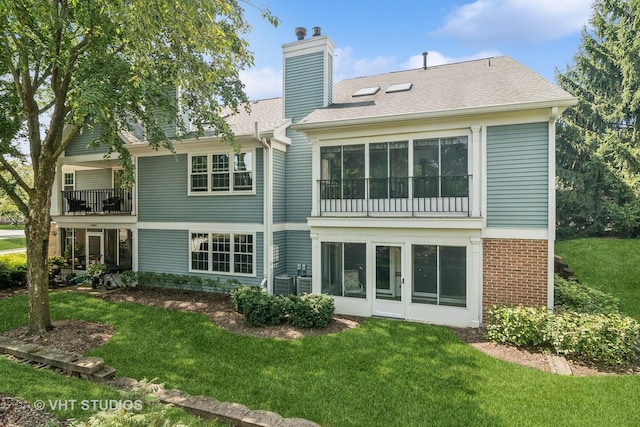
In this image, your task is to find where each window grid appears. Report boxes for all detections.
[190,232,254,275]
[189,151,253,194]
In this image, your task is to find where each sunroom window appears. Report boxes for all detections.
[320,145,365,199]
[321,242,366,298]
[412,245,466,307]
[413,137,468,198]
[189,151,253,194]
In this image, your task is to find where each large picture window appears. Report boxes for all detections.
[412,245,466,307]
[190,232,254,275]
[189,151,253,194]
[321,242,366,298]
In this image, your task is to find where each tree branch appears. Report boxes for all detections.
[52,122,82,160]
[0,156,32,197]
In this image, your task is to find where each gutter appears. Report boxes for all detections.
[292,98,579,132]
[255,122,273,293]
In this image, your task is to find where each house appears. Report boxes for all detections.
[50,28,576,327]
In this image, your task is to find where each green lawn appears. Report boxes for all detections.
[556,238,640,320]
[0,224,24,230]
[0,237,26,251]
[1,291,640,426]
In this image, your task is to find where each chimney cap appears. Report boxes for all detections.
[295,27,307,40]
[312,27,321,37]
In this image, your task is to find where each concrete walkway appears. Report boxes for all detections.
[0,229,26,255]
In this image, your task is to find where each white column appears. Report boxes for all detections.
[310,232,319,293]
[547,108,558,310]
[55,162,63,215]
[470,237,482,327]
[311,142,320,217]
[470,125,482,217]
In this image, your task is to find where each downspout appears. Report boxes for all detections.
[255,122,272,293]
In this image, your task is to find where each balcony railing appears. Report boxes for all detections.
[318,176,470,216]
[61,189,133,215]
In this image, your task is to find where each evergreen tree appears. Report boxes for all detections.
[556,0,640,238]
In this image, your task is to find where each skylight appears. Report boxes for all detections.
[386,83,413,93]
[352,86,380,97]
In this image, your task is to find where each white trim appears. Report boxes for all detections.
[482,228,549,240]
[308,216,482,230]
[137,222,264,233]
[188,230,257,278]
[470,125,482,217]
[283,222,310,232]
[481,125,488,229]
[52,216,137,228]
[187,149,256,196]
[547,115,557,310]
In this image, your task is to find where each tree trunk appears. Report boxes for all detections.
[26,162,56,335]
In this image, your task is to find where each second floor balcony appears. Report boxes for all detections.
[317,176,471,217]
[62,189,133,215]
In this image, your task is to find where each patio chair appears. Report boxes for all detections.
[344,269,365,296]
[102,196,122,212]
[66,198,91,213]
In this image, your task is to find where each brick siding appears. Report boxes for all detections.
[482,238,548,315]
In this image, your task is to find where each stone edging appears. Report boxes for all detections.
[0,336,320,426]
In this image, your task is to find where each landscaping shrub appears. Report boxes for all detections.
[242,291,287,327]
[554,275,619,314]
[288,293,336,329]
[230,285,263,314]
[486,304,640,366]
[0,254,27,289]
[550,312,640,366]
[485,305,551,347]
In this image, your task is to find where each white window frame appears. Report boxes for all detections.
[189,231,256,277]
[187,149,255,195]
[63,172,75,192]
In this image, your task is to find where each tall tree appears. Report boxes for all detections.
[556,0,640,238]
[0,0,277,334]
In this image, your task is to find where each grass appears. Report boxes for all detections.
[0,224,24,230]
[556,238,640,320]
[2,291,640,426]
[0,237,26,251]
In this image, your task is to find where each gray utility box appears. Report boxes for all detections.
[274,275,296,296]
[297,275,312,295]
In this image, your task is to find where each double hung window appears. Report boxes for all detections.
[190,232,254,275]
[189,151,253,194]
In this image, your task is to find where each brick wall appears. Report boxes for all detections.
[482,238,548,314]
[48,223,58,257]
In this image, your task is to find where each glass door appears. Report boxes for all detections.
[86,231,104,265]
[374,245,403,318]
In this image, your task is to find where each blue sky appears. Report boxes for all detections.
[239,0,593,100]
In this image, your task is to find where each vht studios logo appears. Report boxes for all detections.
[34,399,143,411]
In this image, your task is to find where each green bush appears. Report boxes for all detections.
[230,285,263,314]
[485,305,551,347]
[554,275,619,314]
[242,291,287,327]
[288,293,336,329]
[486,304,640,366]
[550,312,640,366]
[0,253,27,269]
[0,253,27,289]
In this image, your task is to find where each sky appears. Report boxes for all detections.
[238,0,593,100]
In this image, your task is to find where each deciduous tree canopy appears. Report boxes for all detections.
[0,0,277,333]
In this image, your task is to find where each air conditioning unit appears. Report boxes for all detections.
[297,275,312,295]
[274,275,295,296]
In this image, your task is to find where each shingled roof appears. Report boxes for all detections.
[296,56,576,128]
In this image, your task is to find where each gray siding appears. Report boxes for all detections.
[284,130,312,222]
[284,52,326,123]
[486,123,549,228]
[137,151,263,223]
[327,53,333,104]
[285,230,312,276]
[138,228,263,287]
[273,150,286,223]
[273,231,287,277]
[76,169,112,190]
[65,122,109,157]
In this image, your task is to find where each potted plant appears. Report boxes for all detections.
[86,261,106,288]
[48,255,68,273]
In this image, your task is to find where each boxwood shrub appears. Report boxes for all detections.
[0,253,27,289]
[288,293,336,329]
[241,290,287,327]
[230,285,263,314]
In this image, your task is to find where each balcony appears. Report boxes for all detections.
[318,176,470,217]
[62,189,133,215]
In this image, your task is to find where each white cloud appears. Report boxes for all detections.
[434,0,591,43]
[401,49,503,69]
[334,46,397,81]
[239,67,282,100]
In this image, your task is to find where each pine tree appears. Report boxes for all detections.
[556,0,640,237]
